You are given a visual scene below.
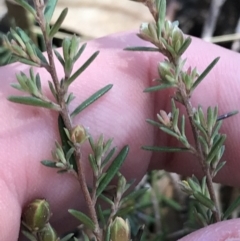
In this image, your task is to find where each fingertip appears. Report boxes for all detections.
[179,219,240,241]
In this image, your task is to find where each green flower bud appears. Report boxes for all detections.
[158,61,176,83]
[38,223,58,241]
[110,217,130,241]
[117,174,127,198]
[22,199,51,232]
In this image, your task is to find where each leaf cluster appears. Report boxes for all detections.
[127,0,238,227]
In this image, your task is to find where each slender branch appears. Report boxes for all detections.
[178,82,221,222]
[33,1,101,239]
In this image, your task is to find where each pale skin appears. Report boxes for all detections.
[0,32,240,241]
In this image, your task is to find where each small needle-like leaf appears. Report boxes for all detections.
[15,0,36,16]
[49,8,68,38]
[64,51,99,88]
[44,0,59,23]
[71,84,113,118]
[96,146,129,197]
[8,96,60,110]
[177,37,192,56]
[124,46,160,52]
[142,146,190,152]
[144,83,174,92]
[68,209,95,230]
[191,57,220,93]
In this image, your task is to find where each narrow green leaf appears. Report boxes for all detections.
[44,0,58,23]
[212,161,226,177]
[144,83,174,92]
[101,147,116,169]
[48,81,57,100]
[16,73,28,91]
[15,0,36,16]
[223,196,240,220]
[142,146,190,152]
[69,35,79,58]
[181,115,186,137]
[193,191,216,211]
[73,43,87,62]
[54,49,65,67]
[10,83,23,91]
[66,148,75,162]
[158,0,166,29]
[49,8,68,38]
[58,115,77,172]
[22,230,37,241]
[121,188,148,205]
[68,209,95,230]
[88,134,95,152]
[146,119,162,128]
[195,202,209,222]
[71,84,113,118]
[99,194,114,205]
[41,160,58,168]
[8,96,60,110]
[211,120,222,139]
[193,207,208,227]
[66,93,75,105]
[65,51,99,87]
[177,37,192,56]
[172,108,179,130]
[82,232,90,241]
[96,146,129,197]
[88,154,98,175]
[97,205,106,227]
[15,27,48,65]
[60,233,74,241]
[207,107,214,133]
[198,135,209,155]
[104,226,111,241]
[14,57,40,67]
[207,134,226,163]
[160,193,182,211]
[33,45,48,65]
[36,73,42,93]
[160,126,179,139]
[134,225,145,241]
[217,110,239,121]
[191,57,220,93]
[116,205,135,217]
[15,27,30,43]
[10,28,25,49]
[187,177,201,193]
[124,46,160,52]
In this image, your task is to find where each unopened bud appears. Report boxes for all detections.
[110,217,130,241]
[22,199,51,232]
[38,223,58,241]
[70,125,88,144]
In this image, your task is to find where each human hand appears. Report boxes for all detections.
[0,31,240,240]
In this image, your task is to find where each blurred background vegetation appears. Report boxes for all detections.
[1,0,240,240]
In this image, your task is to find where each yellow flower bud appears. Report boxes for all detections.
[70,125,88,144]
[110,217,130,241]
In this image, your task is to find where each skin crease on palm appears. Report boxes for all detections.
[0,31,240,241]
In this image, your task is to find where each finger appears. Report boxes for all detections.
[179,219,240,241]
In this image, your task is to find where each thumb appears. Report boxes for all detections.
[179,219,240,241]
